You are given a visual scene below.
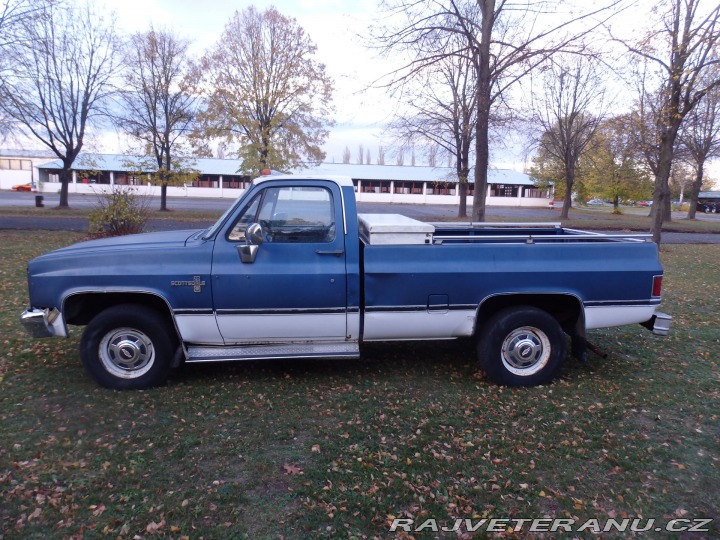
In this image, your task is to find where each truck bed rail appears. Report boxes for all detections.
[429,222,652,244]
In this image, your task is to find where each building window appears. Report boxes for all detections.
[490,184,518,197]
[524,187,548,198]
[222,177,250,189]
[427,181,456,195]
[362,180,391,193]
[0,158,31,170]
[393,181,424,194]
[193,175,216,188]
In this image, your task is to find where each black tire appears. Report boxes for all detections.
[478,306,566,387]
[80,304,177,390]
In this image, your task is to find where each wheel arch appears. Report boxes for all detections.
[476,292,584,336]
[63,290,175,328]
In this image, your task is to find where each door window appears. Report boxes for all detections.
[228,186,336,243]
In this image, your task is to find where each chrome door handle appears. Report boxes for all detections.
[315,250,344,256]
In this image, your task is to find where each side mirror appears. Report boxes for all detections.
[246,222,264,246]
[237,223,264,263]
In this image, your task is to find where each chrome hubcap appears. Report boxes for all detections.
[501,326,551,376]
[99,328,154,379]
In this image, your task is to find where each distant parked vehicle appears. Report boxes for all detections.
[638,200,653,207]
[12,183,33,192]
[697,191,720,214]
[586,199,604,206]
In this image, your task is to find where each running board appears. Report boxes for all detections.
[186,341,360,363]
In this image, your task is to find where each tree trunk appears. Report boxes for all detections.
[560,165,574,220]
[458,180,468,218]
[472,93,490,221]
[160,183,168,211]
[471,0,494,222]
[651,135,676,243]
[687,161,704,220]
[663,195,672,222]
[650,177,668,244]
[59,167,71,208]
[159,150,170,211]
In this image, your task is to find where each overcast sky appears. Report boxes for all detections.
[102,0,719,179]
[107,0,397,165]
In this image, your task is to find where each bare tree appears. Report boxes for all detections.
[620,0,720,242]
[389,52,477,216]
[0,0,43,49]
[342,146,351,164]
[0,1,118,207]
[396,148,404,165]
[626,71,663,189]
[678,81,720,219]
[117,27,198,211]
[378,145,386,165]
[532,56,607,219]
[366,148,371,164]
[196,6,334,174]
[0,0,46,139]
[0,0,30,36]
[373,0,624,221]
[357,144,364,164]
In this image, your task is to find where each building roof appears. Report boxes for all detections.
[38,153,245,176]
[0,148,57,158]
[296,162,535,185]
[35,152,535,185]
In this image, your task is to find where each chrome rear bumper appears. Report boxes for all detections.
[641,311,672,336]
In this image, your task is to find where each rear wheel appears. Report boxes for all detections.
[478,306,566,387]
[81,305,176,390]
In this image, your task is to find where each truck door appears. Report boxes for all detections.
[211,182,348,344]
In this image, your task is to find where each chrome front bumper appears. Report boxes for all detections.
[641,311,672,336]
[20,308,68,338]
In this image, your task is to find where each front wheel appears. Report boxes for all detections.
[478,306,566,387]
[81,305,177,390]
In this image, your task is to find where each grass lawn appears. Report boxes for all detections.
[0,205,223,223]
[561,207,720,234]
[0,231,718,539]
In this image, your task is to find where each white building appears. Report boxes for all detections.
[0,149,56,188]
[1,150,552,207]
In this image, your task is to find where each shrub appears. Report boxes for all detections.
[88,186,149,237]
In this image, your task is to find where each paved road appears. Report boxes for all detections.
[2,190,719,243]
[2,190,565,219]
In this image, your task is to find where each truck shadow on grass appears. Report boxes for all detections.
[171,339,482,387]
[169,336,622,390]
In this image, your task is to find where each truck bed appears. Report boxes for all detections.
[357,214,651,245]
[357,215,661,342]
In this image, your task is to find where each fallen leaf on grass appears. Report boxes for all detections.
[147,520,166,533]
[283,463,303,475]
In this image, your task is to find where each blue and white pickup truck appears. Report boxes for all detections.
[21,175,671,389]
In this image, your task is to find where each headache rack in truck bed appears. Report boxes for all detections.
[429,222,652,245]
